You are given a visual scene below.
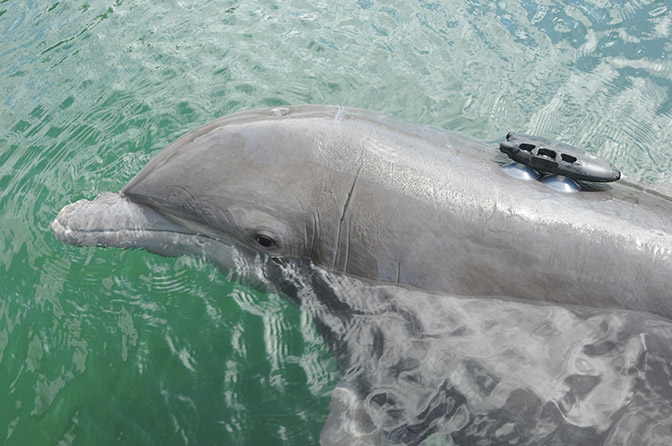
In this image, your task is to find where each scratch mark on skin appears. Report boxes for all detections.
[311,209,321,263]
[303,221,310,256]
[292,193,311,255]
[224,208,239,228]
[334,105,344,124]
[341,157,363,226]
[343,219,352,273]
[334,154,364,271]
[484,201,498,231]
[293,193,306,214]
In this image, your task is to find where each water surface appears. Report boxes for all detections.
[1,0,671,444]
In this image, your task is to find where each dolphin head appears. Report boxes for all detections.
[52,106,363,284]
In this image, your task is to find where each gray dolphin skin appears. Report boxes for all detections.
[52,106,672,445]
[53,105,672,315]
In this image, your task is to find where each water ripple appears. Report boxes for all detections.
[1,0,672,444]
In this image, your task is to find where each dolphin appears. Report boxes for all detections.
[52,105,672,316]
[51,105,672,444]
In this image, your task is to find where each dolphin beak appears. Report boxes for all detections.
[51,192,232,263]
[51,193,189,249]
[51,193,271,289]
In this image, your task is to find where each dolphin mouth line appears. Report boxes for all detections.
[51,216,206,244]
[52,216,202,238]
[51,215,218,251]
[50,193,267,281]
[50,192,228,251]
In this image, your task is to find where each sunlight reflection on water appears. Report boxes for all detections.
[1,0,671,444]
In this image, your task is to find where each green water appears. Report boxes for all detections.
[1,0,671,444]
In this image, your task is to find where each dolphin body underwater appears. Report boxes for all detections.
[52,106,672,445]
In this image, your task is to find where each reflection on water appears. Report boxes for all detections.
[272,267,672,445]
[1,0,672,444]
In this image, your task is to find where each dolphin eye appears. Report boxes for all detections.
[254,234,276,248]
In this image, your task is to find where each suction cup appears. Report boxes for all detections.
[541,175,580,193]
[502,162,540,181]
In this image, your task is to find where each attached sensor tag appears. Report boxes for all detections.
[500,133,621,183]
